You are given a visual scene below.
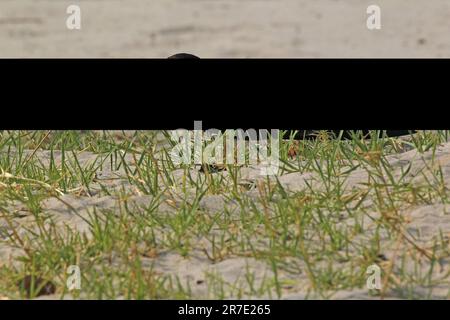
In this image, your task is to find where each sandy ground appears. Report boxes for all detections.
[1,0,450,57]
[1,135,450,299]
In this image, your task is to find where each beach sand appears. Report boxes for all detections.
[1,0,450,57]
[1,132,450,299]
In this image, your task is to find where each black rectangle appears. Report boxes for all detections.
[0,59,446,130]
[1,299,446,320]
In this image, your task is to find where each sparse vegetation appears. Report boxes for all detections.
[0,130,449,299]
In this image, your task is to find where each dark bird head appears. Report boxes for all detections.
[168,53,200,59]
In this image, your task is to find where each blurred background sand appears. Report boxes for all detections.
[1,0,450,57]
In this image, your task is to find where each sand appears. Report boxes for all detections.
[1,134,450,299]
[1,0,450,57]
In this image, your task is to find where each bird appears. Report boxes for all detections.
[166,53,413,156]
[168,53,200,59]
[285,130,414,157]
[286,130,413,139]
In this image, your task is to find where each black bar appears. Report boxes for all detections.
[1,59,446,130]
[1,299,445,319]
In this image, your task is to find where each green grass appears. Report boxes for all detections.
[0,130,449,299]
